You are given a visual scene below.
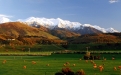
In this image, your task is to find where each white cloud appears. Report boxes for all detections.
[109,0,119,3]
[0,14,13,18]
[0,14,12,23]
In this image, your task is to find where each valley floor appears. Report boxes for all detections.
[0,54,121,75]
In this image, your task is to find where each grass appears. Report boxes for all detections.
[1,44,121,53]
[0,54,121,75]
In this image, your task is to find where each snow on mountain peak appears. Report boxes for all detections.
[82,24,107,33]
[18,17,82,30]
[57,18,81,30]
[17,17,119,33]
[105,27,119,33]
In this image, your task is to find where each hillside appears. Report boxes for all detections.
[67,33,121,44]
[0,22,59,39]
[0,22,121,47]
[50,28,81,39]
[0,22,121,51]
[74,26,103,35]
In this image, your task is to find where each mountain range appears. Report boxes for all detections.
[0,16,119,35]
[0,17,121,45]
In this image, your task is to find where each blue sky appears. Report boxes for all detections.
[0,0,121,31]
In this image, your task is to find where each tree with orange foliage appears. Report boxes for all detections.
[113,67,117,71]
[23,65,26,69]
[98,65,104,72]
[2,60,7,64]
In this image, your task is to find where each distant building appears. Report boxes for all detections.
[7,39,15,41]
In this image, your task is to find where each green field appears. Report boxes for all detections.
[0,54,121,75]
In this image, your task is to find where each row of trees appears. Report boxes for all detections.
[66,33,121,44]
[55,67,85,75]
[0,36,67,45]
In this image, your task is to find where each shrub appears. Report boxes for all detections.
[55,72,64,75]
[61,67,74,75]
[75,69,85,75]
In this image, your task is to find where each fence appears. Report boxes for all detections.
[0,52,52,56]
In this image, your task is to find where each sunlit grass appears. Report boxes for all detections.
[0,54,121,75]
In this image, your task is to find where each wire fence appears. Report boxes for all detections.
[0,50,121,56]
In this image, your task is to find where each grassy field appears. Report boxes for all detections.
[0,54,121,75]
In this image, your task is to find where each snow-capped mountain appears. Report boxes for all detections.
[81,24,119,33]
[0,16,119,34]
[18,17,81,30]
[18,17,119,33]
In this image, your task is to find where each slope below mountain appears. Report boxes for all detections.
[67,33,121,44]
[0,22,59,39]
[75,26,103,35]
[50,28,81,39]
